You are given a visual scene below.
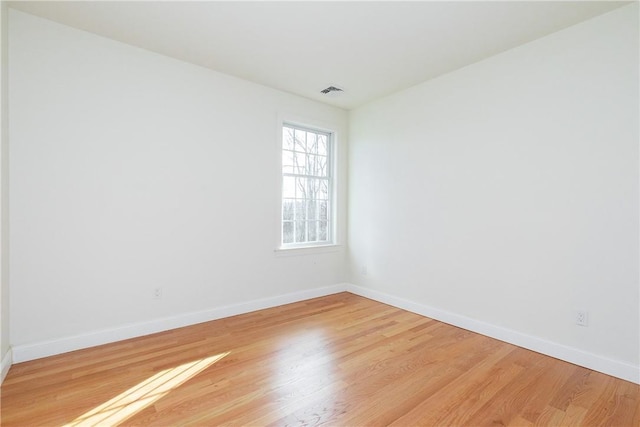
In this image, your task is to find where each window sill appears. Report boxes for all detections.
[274,244,342,257]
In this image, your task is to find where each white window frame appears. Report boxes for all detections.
[279,121,336,250]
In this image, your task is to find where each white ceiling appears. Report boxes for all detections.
[8,1,630,110]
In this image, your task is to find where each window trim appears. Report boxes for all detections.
[278,120,338,251]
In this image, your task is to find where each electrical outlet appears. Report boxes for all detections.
[361,265,368,276]
[153,287,163,300]
[575,310,588,327]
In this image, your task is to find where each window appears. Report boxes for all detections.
[281,123,333,247]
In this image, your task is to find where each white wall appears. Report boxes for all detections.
[9,10,348,352]
[349,4,638,375]
[7,3,639,384]
[1,1,10,380]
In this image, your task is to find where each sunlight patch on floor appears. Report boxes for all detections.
[63,352,230,427]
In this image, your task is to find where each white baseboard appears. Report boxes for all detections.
[12,283,349,363]
[346,283,640,385]
[1,347,12,384]
[10,282,639,385]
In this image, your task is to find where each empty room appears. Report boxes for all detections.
[0,1,638,426]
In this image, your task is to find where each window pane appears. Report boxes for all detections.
[295,177,307,199]
[283,127,295,150]
[283,199,294,221]
[307,154,316,176]
[283,221,294,244]
[295,129,306,152]
[283,176,295,199]
[295,200,306,220]
[316,155,327,177]
[295,221,306,242]
[294,152,307,175]
[282,150,294,174]
[317,135,327,155]
[308,154,318,176]
[319,201,328,221]
[319,221,328,241]
[308,199,318,220]
[305,178,317,201]
[308,221,317,241]
[318,180,329,201]
[308,133,317,154]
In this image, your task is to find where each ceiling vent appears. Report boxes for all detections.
[320,86,344,94]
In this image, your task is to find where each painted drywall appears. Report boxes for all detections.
[349,4,639,370]
[1,1,10,379]
[9,10,348,349]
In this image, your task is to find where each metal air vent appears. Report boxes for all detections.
[320,86,344,94]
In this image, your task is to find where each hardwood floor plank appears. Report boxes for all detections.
[548,364,592,411]
[560,403,589,426]
[388,344,522,426]
[2,292,637,427]
[517,361,580,424]
[535,405,568,426]
[508,415,535,427]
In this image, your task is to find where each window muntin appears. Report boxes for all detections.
[281,124,333,247]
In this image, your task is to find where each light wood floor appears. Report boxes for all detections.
[2,293,638,426]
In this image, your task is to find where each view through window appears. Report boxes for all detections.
[281,124,333,247]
